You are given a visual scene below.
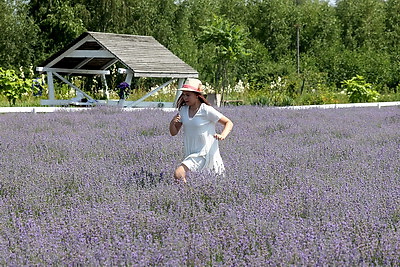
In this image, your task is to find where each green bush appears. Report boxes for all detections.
[0,68,34,106]
[342,75,380,103]
[377,92,400,102]
[247,90,294,106]
[296,92,324,105]
[247,91,270,106]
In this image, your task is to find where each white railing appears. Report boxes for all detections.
[0,101,399,113]
[276,101,400,110]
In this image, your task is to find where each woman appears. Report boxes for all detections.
[169,78,233,183]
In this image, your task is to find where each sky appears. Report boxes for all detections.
[328,0,336,6]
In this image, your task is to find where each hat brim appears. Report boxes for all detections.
[178,88,204,94]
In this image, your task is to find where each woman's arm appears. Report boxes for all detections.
[169,113,182,136]
[214,116,233,140]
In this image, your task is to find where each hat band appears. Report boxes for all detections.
[182,84,200,91]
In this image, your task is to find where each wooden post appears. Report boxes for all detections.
[119,72,134,106]
[173,78,185,108]
[125,72,133,84]
[47,71,55,100]
[296,24,300,75]
[101,74,109,100]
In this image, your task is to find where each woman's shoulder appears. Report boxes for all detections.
[201,103,223,121]
[202,103,222,114]
[201,103,215,111]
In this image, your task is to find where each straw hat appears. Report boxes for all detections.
[178,78,203,94]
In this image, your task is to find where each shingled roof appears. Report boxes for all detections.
[38,31,198,78]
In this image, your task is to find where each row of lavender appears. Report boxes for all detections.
[0,106,399,265]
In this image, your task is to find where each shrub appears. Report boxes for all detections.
[341,75,380,103]
[296,91,324,105]
[0,67,33,106]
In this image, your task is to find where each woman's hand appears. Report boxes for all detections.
[172,114,181,124]
[215,116,233,141]
[214,133,226,140]
[169,113,182,136]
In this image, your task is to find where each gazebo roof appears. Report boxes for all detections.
[38,31,198,78]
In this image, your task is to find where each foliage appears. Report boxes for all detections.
[342,75,380,103]
[336,0,387,50]
[0,0,39,69]
[377,91,400,102]
[385,0,400,52]
[2,0,400,105]
[248,90,294,107]
[199,15,249,63]
[198,14,250,101]
[0,68,34,106]
[28,0,87,60]
[246,0,295,61]
[0,96,41,107]
[0,107,399,265]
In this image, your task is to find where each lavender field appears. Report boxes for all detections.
[0,106,399,265]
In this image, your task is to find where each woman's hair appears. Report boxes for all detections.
[176,92,211,109]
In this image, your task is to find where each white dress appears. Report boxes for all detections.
[179,103,225,174]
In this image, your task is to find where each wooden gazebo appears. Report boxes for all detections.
[36,31,198,107]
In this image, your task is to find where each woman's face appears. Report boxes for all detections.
[181,91,199,106]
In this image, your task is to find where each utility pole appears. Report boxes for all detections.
[296,24,300,74]
[295,0,301,75]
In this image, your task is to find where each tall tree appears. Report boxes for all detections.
[295,0,341,54]
[336,0,387,50]
[28,0,87,59]
[247,0,296,61]
[295,0,343,85]
[385,0,400,90]
[199,15,249,100]
[79,0,144,34]
[335,0,393,88]
[2,0,399,94]
[168,3,199,69]
[0,0,39,68]
[385,0,400,50]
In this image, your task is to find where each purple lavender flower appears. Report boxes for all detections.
[0,106,398,265]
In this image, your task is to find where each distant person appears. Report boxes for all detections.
[169,78,233,183]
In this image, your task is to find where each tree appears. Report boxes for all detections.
[0,0,39,69]
[1,0,399,99]
[335,0,393,89]
[168,3,199,69]
[385,0,400,50]
[295,0,343,86]
[28,0,87,59]
[198,15,249,101]
[336,0,387,50]
[385,0,400,90]
[247,0,296,61]
[295,1,341,54]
